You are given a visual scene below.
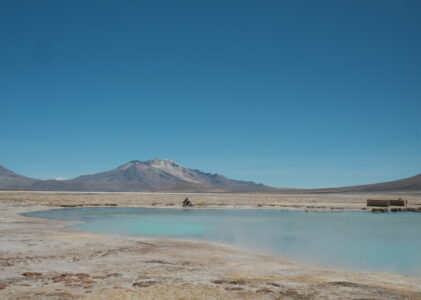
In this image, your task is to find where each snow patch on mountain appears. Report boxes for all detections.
[145,158,202,183]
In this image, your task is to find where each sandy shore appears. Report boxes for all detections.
[1,191,421,299]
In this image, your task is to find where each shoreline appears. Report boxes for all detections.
[1,192,421,299]
[2,190,421,212]
[24,205,421,277]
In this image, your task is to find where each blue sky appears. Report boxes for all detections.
[0,0,420,188]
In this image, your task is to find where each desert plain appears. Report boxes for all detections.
[1,191,421,299]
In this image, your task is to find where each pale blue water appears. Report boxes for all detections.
[25,208,421,276]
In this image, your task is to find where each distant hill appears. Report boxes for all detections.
[0,165,39,190]
[305,173,421,193]
[0,159,420,193]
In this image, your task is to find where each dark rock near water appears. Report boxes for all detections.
[371,208,388,213]
[391,208,402,212]
[375,207,421,213]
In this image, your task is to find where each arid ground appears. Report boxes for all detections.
[1,191,421,299]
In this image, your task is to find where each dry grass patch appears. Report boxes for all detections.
[81,284,271,300]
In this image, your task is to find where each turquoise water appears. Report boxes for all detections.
[25,208,421,276]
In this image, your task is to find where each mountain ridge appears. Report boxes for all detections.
[304,173,421,193]
[0,159,420,193]
[0,165,38,190]
[1,159,276,192]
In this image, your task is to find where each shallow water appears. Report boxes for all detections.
[25,208,421,275]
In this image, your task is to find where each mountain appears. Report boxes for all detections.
[306,173,421,193]
[1,160,420,193]
[0,165,39,190]
[28,159,276,192]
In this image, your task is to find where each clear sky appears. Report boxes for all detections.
[1,0,420,188]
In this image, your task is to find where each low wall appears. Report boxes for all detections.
[389,199,405,206]
[367,199,406,207]
[367,199,390,207]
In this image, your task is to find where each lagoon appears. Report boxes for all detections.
[25,207,421,276]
